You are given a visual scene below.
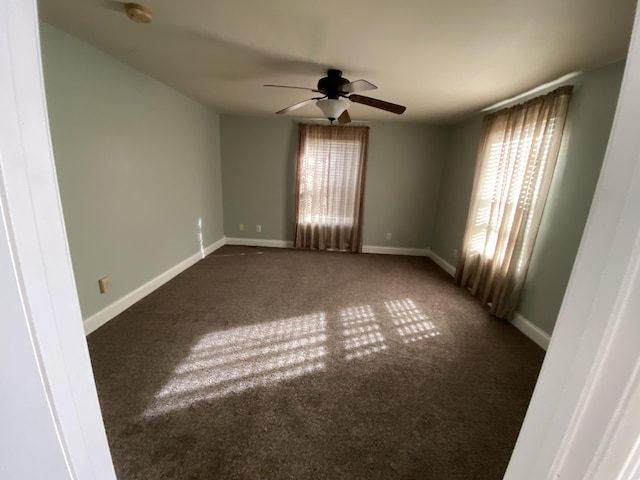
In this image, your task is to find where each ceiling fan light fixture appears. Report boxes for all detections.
[316,98,350,122]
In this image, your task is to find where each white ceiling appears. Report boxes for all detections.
[38,0,637,124]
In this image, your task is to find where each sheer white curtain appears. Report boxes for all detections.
[294,124,369,252]
[456,86,573,319]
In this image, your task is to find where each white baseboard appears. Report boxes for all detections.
[425,249,550,350]
[427,248,456,276]
[224,237,294,248]
[224,239,430,257]
[83,237,225,335]
[362,245,430,256]
[84,236,549,351]
[224,240,429,257]
[511,312,551,350]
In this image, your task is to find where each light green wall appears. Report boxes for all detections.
[40,24,225,319]
[429,118,483,261]
[430,61,625,334]
[364,122,447,248]
[220,116,298,240]
[220,116,448,248]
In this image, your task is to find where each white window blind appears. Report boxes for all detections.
[298,137,361,226]
[471,115,558,271]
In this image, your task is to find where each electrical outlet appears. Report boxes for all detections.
[98,276,111,294]
[239,223,244,231]
[386,232,392,240]
[256,225,262,233]
[453,248,459,259]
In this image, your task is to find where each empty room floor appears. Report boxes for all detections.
[87,245,545,480]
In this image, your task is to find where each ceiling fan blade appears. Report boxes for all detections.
[264,84,321,93]
[341,79,377,93]
[349,94,406,114]
[338,110,351,124]
[276,97,322,115]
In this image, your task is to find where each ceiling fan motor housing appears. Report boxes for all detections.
[266,69,405,120]
[317,69,349,98]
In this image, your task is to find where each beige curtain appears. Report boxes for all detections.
[294,124,369,252]
[455,86,573,319]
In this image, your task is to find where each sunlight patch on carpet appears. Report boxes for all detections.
[384,298,440,343]
[340,305,388,360]
[142,313,327,417]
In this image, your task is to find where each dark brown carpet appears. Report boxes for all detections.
[88,245,544,480]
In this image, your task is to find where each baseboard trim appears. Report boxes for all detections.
[224,237,294,248]
[426,248,456,277]
[83,237,225,335]
[362,245,430,256]
[223,240,431,257]
[511,312,551,350]
[84,237,550,351]
[425,249,549,350]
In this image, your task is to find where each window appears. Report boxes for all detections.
[470,115,558,269]
[294,124,369,252]
[456,86,573,319]
[298,137,361,226]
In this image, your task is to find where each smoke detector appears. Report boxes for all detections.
[125,3,153,23]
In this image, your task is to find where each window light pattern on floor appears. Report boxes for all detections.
[142,313,327,417]
[340,305,387,360]
[384,298,440,343]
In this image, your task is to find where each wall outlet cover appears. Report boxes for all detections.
[98,276,112,294]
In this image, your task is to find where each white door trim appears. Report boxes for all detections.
[505,4,640,478]
[0,0,116,478]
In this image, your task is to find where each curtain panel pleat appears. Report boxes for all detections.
[294,124,369,252]
[455,86,573,319]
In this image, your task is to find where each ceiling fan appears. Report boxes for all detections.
[265,69,406,124]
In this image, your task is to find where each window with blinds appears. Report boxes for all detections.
[455,86,572,319]
[298,137,363,226]
[470,115,559,271]
[294,124,369,252]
